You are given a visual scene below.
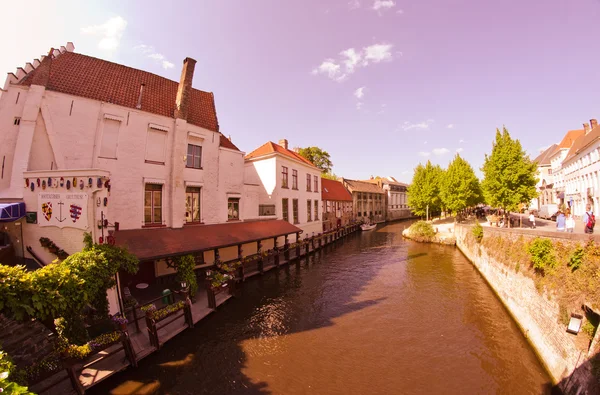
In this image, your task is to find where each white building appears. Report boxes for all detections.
[562,120,600,217]
[0,44,300,313]
[362,176,411,221]
[547,128,585,208]
[244,140,323,240]
[531,144,559,211]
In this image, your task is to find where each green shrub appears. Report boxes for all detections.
[582,320,597,339]
[0,349,35,394]
[409,221,435,239]
[528,238,557,275]
[568,245,585,271]
[175,255,198,297]
[472,223,484,243]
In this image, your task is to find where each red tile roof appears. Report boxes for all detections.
[563,125,600,164]
[342,179,386,194]
[115,220,302,260]
[18,51,239,151]
[321,178,352,202]
[245,142,318,169]
[219,135,240,151]
[533,144,559,166]
[558,129,585,149]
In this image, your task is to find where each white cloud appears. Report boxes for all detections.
[312,42,394,82]
[447,124,454,129]
[418,151,431,157]
[459,139,464,143]
[424,141,428,145]
[134,45,175,69]
[401,170,410,174]
[356,102,363,110]
[81,16,127,51]
[456,148,464,153]
[396,9,404,14]
[433,148,450,155]
[349,0,361,10]
[401,119,434,131]
[373,1,396,11]
[354,86,365,99]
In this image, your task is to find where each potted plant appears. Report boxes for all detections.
[141,304,157,318]
[111,313,129,331]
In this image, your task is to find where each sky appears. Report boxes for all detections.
[2,0,600,183]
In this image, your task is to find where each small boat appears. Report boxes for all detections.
[361,223,377,231]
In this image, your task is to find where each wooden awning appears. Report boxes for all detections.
[115,220,302,260]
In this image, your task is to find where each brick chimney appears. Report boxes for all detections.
[584,123,590,134]
[591,119,598,131]
[174,57,197,120]
[278,139,289,149]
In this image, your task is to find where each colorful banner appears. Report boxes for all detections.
[38,193,89,229]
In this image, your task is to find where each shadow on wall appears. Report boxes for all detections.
[88,230,399,395]
[552,348,600,394]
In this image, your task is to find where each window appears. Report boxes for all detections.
[314,200,319,220]
[358,211,362,217]
[99,118,120,159]
[228,198,240,220]
[314,176,318,193]
[186,144,202,169]
[293,199,299,224]
[259,204,276,216]
[282,166,288,188]
[185,187,201,223]
[144,184,163,225]
[13,117,20,126]
[292,170,298,189]
[326,201,331,212]
[145,127,167,164]
[307,200,312,222]
[307,174,312,191]
[282,198,289,222]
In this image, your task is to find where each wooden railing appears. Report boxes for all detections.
[144,299,194,349]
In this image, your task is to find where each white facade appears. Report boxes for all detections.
[562,142,600,217]
[244,144,322,241]
[0,46,246,313]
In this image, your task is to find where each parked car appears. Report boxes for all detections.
[537,204,559,221]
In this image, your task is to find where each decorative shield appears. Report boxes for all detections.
[88,178,93,187]
[60,177,64,187]
[25,178,29,187]
[42,180,46,190]
[42,202,52,221]
[66,180,71,190]
[97,178,103,188]
[79,180,84,190]
[30,182,35,192]
[70,204,82,223]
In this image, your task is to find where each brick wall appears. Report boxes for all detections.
[455,224,596,391]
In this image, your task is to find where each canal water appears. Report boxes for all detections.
[91,222,552,395]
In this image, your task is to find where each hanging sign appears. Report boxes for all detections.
[38,193,89,229]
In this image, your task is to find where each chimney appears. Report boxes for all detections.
[278,139,288,149]
[65,42,75,52]
[591,119,598,131]
[174,57,197,120]
[136,83,145,109]
[584,123,590,134]
[228,135,232,141]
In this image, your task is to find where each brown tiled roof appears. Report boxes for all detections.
[115,220,302,260]
[563,125,600,164]
[533,144,559,166]
[361,177,409,187]
[245,142,318,169]
[17,51,239,150]
[558,129,585,149]
[342,179,385,194]
[321,178,352,202]
[219,135,240,151]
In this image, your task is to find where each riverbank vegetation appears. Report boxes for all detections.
[466,230,600,341]
[405,221,436,241]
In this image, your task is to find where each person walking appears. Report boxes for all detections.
[566,212,575,233]
[584,204,595,234]
[529,212,536,229]
[556,211,566,232]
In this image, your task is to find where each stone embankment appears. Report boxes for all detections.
[454,224,599,394]
[401,220,456,245]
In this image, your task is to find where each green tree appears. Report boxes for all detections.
[440,154,483,214]
[297,146,333,174]
[407,160,444,218]
[481,127,538,224]
[320,172,339,181]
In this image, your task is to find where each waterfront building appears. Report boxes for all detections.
[321,177,354,231]
[341,178,386,223]
[0,44,301,313]
[548,128,585,208]
[244,139,323,239]
[561,119,600,217]
[530,144,559,211]
[362,176,411,222]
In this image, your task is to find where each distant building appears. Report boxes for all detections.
[341,179,386,224]
[321,178,354,231]
[562,119,600,217]
[548,128,585,208]
[531,144,559,211]
[244,139,322,239]
[362,176,411,221]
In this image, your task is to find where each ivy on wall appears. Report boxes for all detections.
[39,237,69,260]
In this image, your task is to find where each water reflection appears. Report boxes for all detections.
[91,222,550,395]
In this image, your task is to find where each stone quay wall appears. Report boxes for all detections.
[455,224,598,393]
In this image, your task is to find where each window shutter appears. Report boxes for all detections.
[145,128,167,163]
[99,119,120,158]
